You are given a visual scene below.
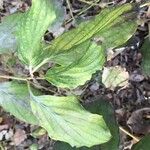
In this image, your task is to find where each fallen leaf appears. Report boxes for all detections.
[0,124,9,131]
[13,129,27,146]
[102,66,129,90]
[127,108,150,134]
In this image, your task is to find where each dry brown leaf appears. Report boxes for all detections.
[13,128,27,146]
[127,108,150,134]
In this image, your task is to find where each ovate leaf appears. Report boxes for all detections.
[132,134,150,150]
[102,66,129,90]
[96,19,137,50]
[45,42,105,89]
[141,38,150,76]
[53,98,119,150]
[0,13,23,54]
[16,0,56,68]
[0,82,38,125]
[45,4,133,54]
[30,94,111,147]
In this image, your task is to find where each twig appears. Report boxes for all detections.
[140,2,150,8]
[79,0,99,5]
[0,75,45,81]
[0,75,27,81]
[119,126,140,142]
[66,0,75,22]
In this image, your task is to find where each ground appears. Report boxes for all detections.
[0,0,150,150]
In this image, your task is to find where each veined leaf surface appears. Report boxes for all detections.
[96,19,137,49]
[45,4,133,55]
[16,0,56,68]
[50,19,137,66]
[51,40,91,66]
[30,94,111,147]
[53,98,119,150]
[45,42,105,89]
[0,82,38,125]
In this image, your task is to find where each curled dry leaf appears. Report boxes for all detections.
[127,108,150,134]
[102,66,129,90]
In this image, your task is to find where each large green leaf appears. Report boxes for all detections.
[45,42,105,89]
[50,20,137,66]
[53,98,119,150]
[45,4,133,55]
[0,82,38,125]
[132,134,150,150]
[96,19,137,49]
[141,38,150,76]
[0,13,23,54]
[16,0,56,68]
[30,94,111,147]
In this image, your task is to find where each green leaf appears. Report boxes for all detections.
[141,38,150,76]
[53,98,119,150]
[102,66,129,90]
[45,42,105,89]
[51,40,91,66]
[49,18,137,66]
[0,13,23,54]
[45,4,133,55]
[0,82,38,125]
[96,19,137,49]
[16,0,57,68]
[132,134,150,150]
[31,127,47,138]
[30,94,111,147]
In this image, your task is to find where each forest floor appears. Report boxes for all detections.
[0,0,150,150]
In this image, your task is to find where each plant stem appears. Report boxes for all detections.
[140,2,150,7]
[0,75,27,81]
[66,0,75,22]
[119,126,140,142]
[0,75,45,81]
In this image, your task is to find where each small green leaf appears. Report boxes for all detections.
[0,13,23,54]
[0,82,38,125]
[30,94,111,147]
[141,38,150,76]
[16,0,57,67]
[132,134,150,150]
[102,66,129,90]
[31,127,47,138]
[45,4,133,54]
[45,42,105,89]
[53,98,119,150]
